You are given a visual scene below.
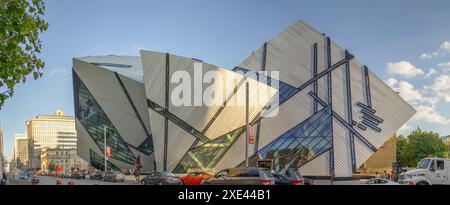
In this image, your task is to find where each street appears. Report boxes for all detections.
[9,176,142,185]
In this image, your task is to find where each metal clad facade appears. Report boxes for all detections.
[73,57,155,172]
[74,20,415,177]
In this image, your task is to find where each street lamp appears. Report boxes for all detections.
[103,126,107,172]
[245,81,249,167]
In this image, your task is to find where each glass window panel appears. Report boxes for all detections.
[137,136,154,156]
[75,74,136,165]
[244,106,332,172]
[173,127,245,173]
[89,149,121,171]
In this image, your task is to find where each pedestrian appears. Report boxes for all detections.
[1,171,7,185]
[383,170,388,179]
[134,169,140,182]
[390,170,395,181]
[375,172,380,178]
[134,155,143,182]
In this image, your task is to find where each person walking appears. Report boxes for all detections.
[390,170,395,181]
[1,170,7,185]
[134,155,143,183]
[383,170,388,179]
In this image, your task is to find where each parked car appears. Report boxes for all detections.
[78,171,87,179]
[18,172,28,180]
[179,171,214,185]
[282,168,314,185]
[273,173,292,185]
[103,172,125,182]
[30,177,40,185]
[70,171,86,179]
[363,178,399,185]
[89,171,104,180]
[141,171,182,185]
[70,171,78,179]
[201,167,275,185]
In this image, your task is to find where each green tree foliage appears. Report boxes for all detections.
[397,127,448,167]
[0,0,48,108]
[396,135,408,166]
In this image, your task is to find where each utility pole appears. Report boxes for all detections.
[104,126,107,172]
[245,81,249,167]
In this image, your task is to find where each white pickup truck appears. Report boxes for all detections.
[399,157,450,185]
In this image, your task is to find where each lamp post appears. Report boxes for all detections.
[245,82,249,167]
[104,126,107,172]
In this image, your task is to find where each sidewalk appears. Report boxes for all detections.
[7,177,31,185]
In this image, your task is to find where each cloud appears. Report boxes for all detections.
[420,53,433,60]
[414,104,450,125]
[385,78,398,88]
[398,124,412,132]
[389,80,423,102]
[421,41,450,60]
[437,61,450,69]
[133,45,146,51]
[386,61,424,78]
[431,75,450,102]
[420,96,439,105]
[425,69,438,78]
[386,79,427,103]
[441,41,450,52]
[385,78,447,125]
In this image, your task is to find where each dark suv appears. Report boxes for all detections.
[282,168,314,185]
[201,167,274,185]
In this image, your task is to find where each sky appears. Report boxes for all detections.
[1,0,450,161]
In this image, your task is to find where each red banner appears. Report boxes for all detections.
[106,146,111,157]
[249,124,255,144]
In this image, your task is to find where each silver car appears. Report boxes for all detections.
[201,167,275,185]
[103,172,125,182]
[362,178,399,185]
[141,171,182,185]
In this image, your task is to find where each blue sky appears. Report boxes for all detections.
[1,0,450,160]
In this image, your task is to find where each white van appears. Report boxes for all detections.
[399,157,450,185]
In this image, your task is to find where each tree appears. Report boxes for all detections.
[0,0,48,108]
[396,135,408,166]
[397,127,448,167]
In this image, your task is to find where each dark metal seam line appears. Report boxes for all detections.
[163,53,170,171]
[325,36,335,181]
[147,99,210,142]
[313,43,318,114]
[114,72,152,140]
[255,42,268,154]
[344,49,356,172]
[364,65,372,108]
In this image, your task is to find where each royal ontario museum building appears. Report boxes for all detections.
[72,21,415,177]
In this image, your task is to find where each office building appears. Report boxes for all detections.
[26,111,77,169]
[14,134,29,170]
[40,148,89,174]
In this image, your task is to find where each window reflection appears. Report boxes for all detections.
[89,149,121,171]
[76,74,136,165]
[173,127,245,173]
[242,106,332,172]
